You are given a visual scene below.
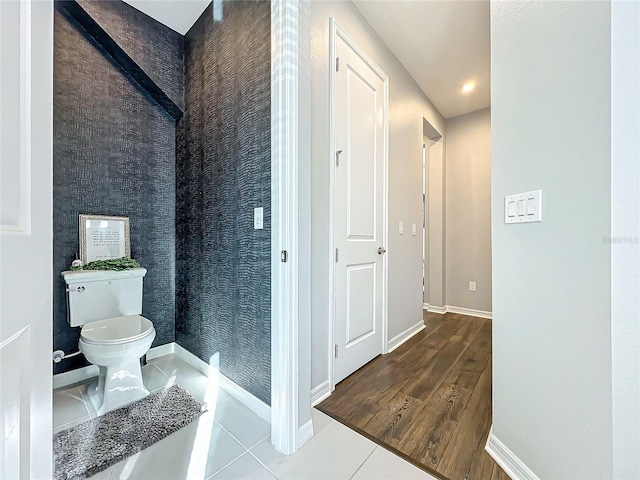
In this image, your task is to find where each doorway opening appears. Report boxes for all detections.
[422,119,444,313]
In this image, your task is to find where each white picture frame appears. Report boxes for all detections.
[79,214,131,264]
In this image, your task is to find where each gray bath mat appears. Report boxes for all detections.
[53,384,206,480]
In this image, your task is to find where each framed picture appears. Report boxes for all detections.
[79,214,131,264]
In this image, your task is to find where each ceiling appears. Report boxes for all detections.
[122,0,490,119]
[353,1,490,119]
[122,0,209,35]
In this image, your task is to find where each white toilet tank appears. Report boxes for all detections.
[61,268,147,327]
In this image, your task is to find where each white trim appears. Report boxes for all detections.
[297,419,314,448]
[1,0,32,234]
[53,342,174,390]
[53,342,272,424]
[445,305,493,319]
[310,380,332,406]
[387,321,426,353]
[145,342,175,360]
[327,15,337,400]
[485,426,540,480]
[427,305,446,314]
[271,0,309,454]
[328,18,390,389]
[172,343,271,423]
[53,364,98,390]
[423,304,493,319]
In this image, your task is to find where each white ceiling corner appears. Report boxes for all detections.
[121,0,490,118]
[353,0,491,119]
[122,0,210,35]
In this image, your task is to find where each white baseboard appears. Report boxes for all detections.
[298,419,314,448]
[485,426,540,480]
[53,343,173,390]
[311,380,331,406]
[387,321,426,353]
[53,364,98,389]
[146,342,175,360]
[172,342,272,424]
[53,342,272,424]
[446,305,493,319]
[426,304,446,314]
[423,304,493,319]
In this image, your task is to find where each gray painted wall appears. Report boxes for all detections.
[176,0,272,405]
[611,1,640,477]
[491,1,613,477]
[445,108,491,313]
[310,0,445,391]
[53,3,182,374]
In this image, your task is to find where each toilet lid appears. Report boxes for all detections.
[80,315,154,345]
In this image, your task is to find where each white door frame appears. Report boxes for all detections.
[328,18,389,391]
[270,0,312,455]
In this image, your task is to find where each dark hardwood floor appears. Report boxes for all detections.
[317,312,509,480]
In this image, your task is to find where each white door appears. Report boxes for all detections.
[1,1,54,478]
[333,29,387,384]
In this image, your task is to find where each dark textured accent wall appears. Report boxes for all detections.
[59,0,182,121]
[53,4,183,374]
[176,1,272,404]
[77,0,184,111]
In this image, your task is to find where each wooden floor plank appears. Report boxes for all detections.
[450,317,486,345]
[400,340,468,399]
[362,391,426,446]
[437,366,492,479]
[317,312,499,480]
[491,463,512,480]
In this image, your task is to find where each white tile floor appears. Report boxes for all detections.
[53,354,437,480]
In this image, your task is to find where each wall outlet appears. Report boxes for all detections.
[399,221,404,235]
[469,281,477,292]
[254,207,264,229]
[411,223,417,236]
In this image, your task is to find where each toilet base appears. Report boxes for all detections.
[86,359,150,416]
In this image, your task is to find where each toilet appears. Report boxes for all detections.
[61,268,156,416]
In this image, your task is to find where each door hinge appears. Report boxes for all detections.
[336,57,340,72]
[335,149,343,167]
[334,344,338,358]
[335,248,339,263]
[281,250,288,262]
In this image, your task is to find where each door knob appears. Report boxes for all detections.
[378,247,386,255]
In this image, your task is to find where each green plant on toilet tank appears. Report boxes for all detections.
[71,257,141,271]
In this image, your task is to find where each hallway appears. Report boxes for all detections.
[318,312,507,480]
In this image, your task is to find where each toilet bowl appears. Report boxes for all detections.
[62,267,154,415]
[79,315,156,416]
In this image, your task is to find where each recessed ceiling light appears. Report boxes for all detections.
[460,81,476,93]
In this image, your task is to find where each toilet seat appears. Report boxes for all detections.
[80,315,154,345]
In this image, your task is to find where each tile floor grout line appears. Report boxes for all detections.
[203,450,247,480]
[246,442,280,478]
[213,417,270,452]
[57,352,437,480]
[348,445,378,480]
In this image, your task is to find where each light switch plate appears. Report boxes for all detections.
[254,207,264,229]
[505,190,542,223]
[399,221,404,235]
